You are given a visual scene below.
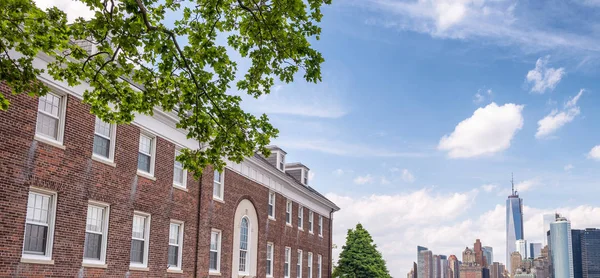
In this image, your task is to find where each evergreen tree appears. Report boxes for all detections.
[333,223,391,278]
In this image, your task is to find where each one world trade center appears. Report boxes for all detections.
[506,176,524,272]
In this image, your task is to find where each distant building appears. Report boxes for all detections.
[415,262,419,278]
[532,257,551,278]
[475,239,485,267]
[409,268,416,278]
[572,230,583,278]
[581,228,600,278]
[419,246,434,278]
[490,262,504,278]
[460,265,485,278]
[514,274,535,278]
[511,251,523,277]
[483,247,493,267]
[440,255,448,278]
[434,255,442,278]
[507,179,525,272]
[550,215,574,278]
[463,247,476,264]
[516,239,528,260]
[543,214,555,246]
[449,255,460,278]
[530,243,542,259]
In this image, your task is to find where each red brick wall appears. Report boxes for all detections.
[0,85,332,278]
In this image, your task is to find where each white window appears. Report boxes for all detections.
[303,169,308,185]
[137,134,155,176]
[286,200,292,226]
[266,242,274,277]
[308,211,314,234]
[22,188,57,261]
[130,212,151,268]
[213,170,224,200]
[239,216,250,274]
[35,92,66,144]
[284,247,291,278]
[297,250,303,278]
[298,206,304,230]
[308,252,313,278]
[278,153,285,171]
[318,215,323,237]
[210,230,221,273]
[173,149,187,188]
[268,192,276,219]
[317,254,322,278]
[92,117,116,161]
[168,221,184,270]
[83,201,110,265]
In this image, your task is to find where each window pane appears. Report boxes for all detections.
[23,224,47,254]
[239,250,247,272]
[214,170,221,182]
[132,215,146,239]
[168,245,178,266]
[38,93,61,116]
[86,206,104,233]
[169,223,179,245]
[173,167,184,184]
[213,182,221,198]
[94,117,111,137]
[26,192,50,224]
[139,135,152,154]
[93,135,110,158]
[84,232,102,259]
[137,153,151,172]
[130,239,144,263]
[210,232,219,251]
[268,203,273,217]
[210,251,219,270]
[36,113,59,139]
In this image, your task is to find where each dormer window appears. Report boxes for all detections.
[303,169,308,185]
[278,153,285,171]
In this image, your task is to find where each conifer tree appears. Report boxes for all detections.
[333,223,391,278]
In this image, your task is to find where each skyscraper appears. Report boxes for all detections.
[550,215,574,278]
[572,229,583,278]
[506,176,524,272]
[475,239,485,267]
[434,255,441,278]
[581,228,600,278]
[440,255,448,278]
[516,239,528,260]
[483,246,493,267]
[418,246,429,278]
[543,214,555,246]
[449,255,460,278]
[529,243,542,259]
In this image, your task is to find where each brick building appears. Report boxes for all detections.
[0,57,339,277]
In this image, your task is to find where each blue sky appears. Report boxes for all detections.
[38,0,600,275]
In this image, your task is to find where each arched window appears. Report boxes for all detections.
[239,216,249,273]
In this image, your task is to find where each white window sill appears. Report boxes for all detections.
[286,223,293,227]
[173,184,188,192]
[268,216,276,221]
[20,257,55,265]
[167,268,183,273]
[129,265,149,271]
[319,235,324,238]
[83,262,108,268]
[213,196,224,203]
[92,154,116,167]
[309,231,314,235]
[209,271,222,276]
[34,134,65,150]
[299,228,304,231]
[136,170,156,181]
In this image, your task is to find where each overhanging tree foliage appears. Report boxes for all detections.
[333,223,391,278]
[0,0,330,175]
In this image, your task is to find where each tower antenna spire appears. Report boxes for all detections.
[511,173,515,195]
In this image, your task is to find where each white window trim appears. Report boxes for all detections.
[268,192,276,220]
[168,220,184,271]
[21,187,57,262]
[82,200,110,266]
[209,229,222,274]
[297,249,303,278]
[172,149,187,189]
[286,200,293,227]
[91,117,117,164]
[34,91,67,147]
[308,252,313,278]
[130,211,151,269]
[136,133,156,178]
[284,247,291,278]
[318,216,323,237]
[266,242,274,277]
[317,254,322,278]
[308,211,314,234]
[238,216,251,276]
[213,170,225,201]
[298,205,304,231]
[276,151,285,172]
[301,169,309,185]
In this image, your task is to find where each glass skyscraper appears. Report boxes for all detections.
[506,181,524,272]
[550,216,574,278]
[581,228,600,278]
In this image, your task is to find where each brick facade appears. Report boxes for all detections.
[0,83,336,277]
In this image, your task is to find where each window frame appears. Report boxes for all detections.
[172,149,187,189]
[317,254,322,278]
[83,200,110,266]
[209,229,222,274]
[34,91,67,146]
[167,220,184,271]
[136,133,156,177]
[298,205,304,231]
[238,216,250,275]
[278,152,285,171]
[92,117,117,163]
[130,211,151,269]
[268,192,276,220]
[266,242,274,277]
[318,215,323,237]
[213,169,224,201]
[308,252,313,278]
[21,187,57,262]
[284,247,291,278]
[286,200,293,226]
[308,210,314,234]
[297,249,303,278]
[302,169,309,185]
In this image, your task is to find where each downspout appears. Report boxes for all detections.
[193,172,203,278]
[329,208,335,278]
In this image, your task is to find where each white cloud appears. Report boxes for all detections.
[353,174,375,185]
[308,171,315,181]
[402,169,416,183]
[380,177,391,185]
[333,169,345,176]
[327,190,600,277]
[277,138,428,158]
[438,103,524,158]
[481,184,497,192]
[564,164,574,171]
[35,0,95,22]
[514,179,539,193]
[536,90,584,139]
[474,89,493,104]
[589,145,600,161]
[526,56,566,94]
